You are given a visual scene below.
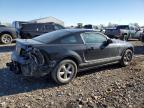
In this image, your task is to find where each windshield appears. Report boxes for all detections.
[33,29,70,43]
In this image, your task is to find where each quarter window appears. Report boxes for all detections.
[82,33,107,44]
[60,35,77,44]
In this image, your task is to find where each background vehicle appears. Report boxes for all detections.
[12,21,29,38]
[12,21,29,29]
[140,33,144,42]
[19,22,65,39]
[7,29,134,84]
[83,24,98,29]
[105,25,143,41]
[0,25,17,44]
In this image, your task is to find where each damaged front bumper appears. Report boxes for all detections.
[7,51,56,77]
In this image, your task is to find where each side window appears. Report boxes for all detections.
[53,35,83,44]
[45,25,54,31]
[22,24,35,31]
[82,33,107,44]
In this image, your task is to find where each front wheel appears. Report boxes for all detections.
[51,59,77,84]
[120,49,133,66]
[0,34,13,44]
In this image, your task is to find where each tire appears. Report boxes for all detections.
[125,35,129,41]
[121,34,128,41]
[142,37,144,42]
[10,61,21,74]
[120,49,133,66]
[51,59,77,84]
[0,34,13,44]
[139,35,144,42]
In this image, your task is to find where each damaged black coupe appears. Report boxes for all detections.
[7,29,134,84]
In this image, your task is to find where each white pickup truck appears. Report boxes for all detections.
[105,25,143,41]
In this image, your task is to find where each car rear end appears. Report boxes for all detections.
[7,39,51,77]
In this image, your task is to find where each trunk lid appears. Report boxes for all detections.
[16,39,44,45]
[15,39,44,55]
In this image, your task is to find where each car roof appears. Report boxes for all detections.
[64,29,94,33]
[33,29,97,44]
[22,22,62,25]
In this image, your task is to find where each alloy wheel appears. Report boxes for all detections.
[1,34,12,44]
[58,63,75,82]
[123,51,132,65]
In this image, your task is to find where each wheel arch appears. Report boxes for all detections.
[121,47,134,56]
[61,56,80,66]
[0,31,13,38]
[123,33,128,35]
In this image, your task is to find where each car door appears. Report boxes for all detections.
[81,32,120,64]
[129,26,136,38]
[134,28,142,39]
[29,24,40,37]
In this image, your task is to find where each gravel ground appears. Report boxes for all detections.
[0,40,144,108]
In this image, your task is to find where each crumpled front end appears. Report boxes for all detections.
[7,43,55,77]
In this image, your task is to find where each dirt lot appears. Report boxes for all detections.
[0,40,144,108]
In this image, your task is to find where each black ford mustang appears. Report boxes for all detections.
[7,29,134,84]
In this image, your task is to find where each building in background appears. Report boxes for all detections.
[12,16,64,29]
[30,16,64,26]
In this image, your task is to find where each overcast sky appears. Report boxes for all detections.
[0,0,144,26]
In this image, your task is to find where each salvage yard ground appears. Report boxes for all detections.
[0,40,144,108]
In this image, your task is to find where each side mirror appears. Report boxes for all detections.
[107,39,112,44]
[103,39,112,46]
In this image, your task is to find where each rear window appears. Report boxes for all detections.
[22,24,37,31]
[32,30,70,43]
[117,26,129,30]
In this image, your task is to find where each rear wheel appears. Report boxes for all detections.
[139,35,144,42]
[121,34,129,41]
[120,49,133,66]
[51,59,77,84]
[0,34,13,44]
